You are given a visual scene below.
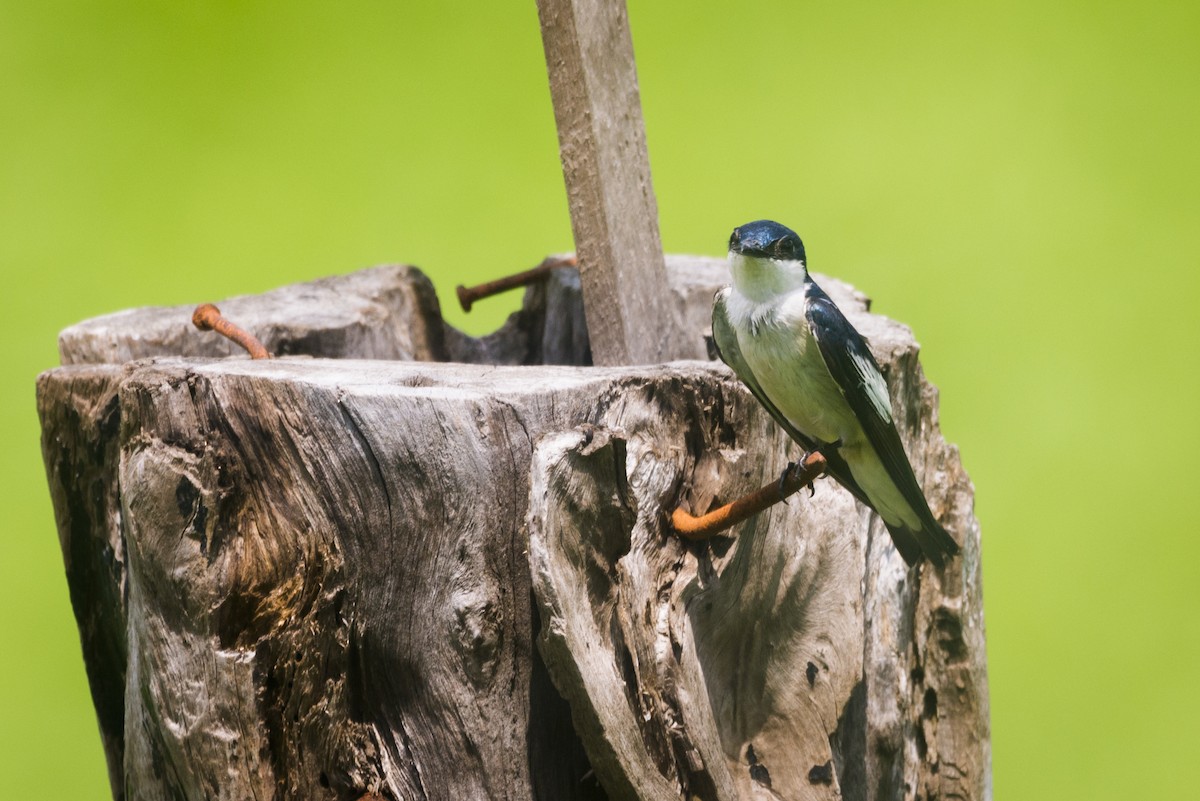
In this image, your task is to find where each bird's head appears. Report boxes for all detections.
[727,220,808,301]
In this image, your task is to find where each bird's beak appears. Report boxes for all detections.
[728,228,743,254]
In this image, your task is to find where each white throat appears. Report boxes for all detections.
[728,252,809,303]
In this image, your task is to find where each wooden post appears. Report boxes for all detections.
[536,0,683,365]
[40,264,990,801]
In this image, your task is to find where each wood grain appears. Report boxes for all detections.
[536,0,683,366]
[38,262,988,800]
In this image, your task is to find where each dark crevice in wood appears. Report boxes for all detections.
[527,595,607,801]
[832,679,868,801]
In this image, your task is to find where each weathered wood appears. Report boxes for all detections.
[58,258,713,369]
[536,0,683,365]
[528,363,986,801]
[39,263,988,801]
[59,265,450,365]
[37,367,127,801]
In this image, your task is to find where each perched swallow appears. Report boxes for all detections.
[712,219,959,566]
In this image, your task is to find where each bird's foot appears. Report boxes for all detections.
[780,440,843,500]
[778,459,818,500]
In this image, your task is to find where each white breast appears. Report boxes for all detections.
[725,289,863,447]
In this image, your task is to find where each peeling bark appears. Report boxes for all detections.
[39,259,988,801]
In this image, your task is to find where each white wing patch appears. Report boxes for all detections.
[852,348,893,423]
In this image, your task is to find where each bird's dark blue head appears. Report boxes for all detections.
[728,220,806,263]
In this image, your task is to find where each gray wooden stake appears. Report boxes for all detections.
[536,0,682,366]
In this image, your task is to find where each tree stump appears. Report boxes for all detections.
[38,258,988,801]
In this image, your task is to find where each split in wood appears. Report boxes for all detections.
[671,451,829,540]
[456,255,577,312]
[191,303,271,360]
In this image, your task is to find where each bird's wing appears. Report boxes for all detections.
[806,286,961,567]
[803,288,944,522]
[712,288,872,507]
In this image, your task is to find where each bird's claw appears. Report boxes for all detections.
[779,457,819,501]
[778,461,797,501]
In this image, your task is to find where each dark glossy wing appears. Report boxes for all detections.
[711,288,872,508]
[804,283,959,564]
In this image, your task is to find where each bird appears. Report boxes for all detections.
[711,219,959,567]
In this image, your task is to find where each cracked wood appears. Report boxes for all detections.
[38,260,989,801]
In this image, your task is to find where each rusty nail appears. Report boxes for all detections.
[670,451,828,540]
[456,254,576,312]
[191,303,271,360]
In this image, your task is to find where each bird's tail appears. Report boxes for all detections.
[886,515,960,568]
[821,449,960,567]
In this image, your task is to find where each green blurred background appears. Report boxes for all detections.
[3,0,1197,797]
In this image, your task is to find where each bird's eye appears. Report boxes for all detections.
[773,238,794,258]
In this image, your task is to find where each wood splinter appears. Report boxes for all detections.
[672,451,829,540]
[456,255,576,312]
[191,303,271,360]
